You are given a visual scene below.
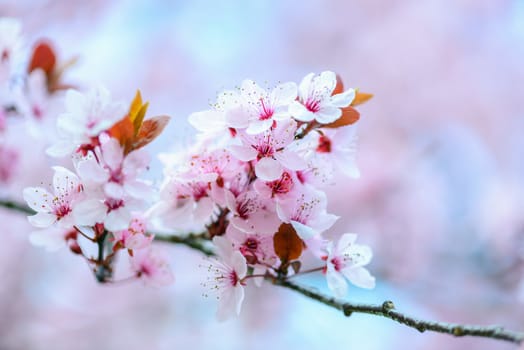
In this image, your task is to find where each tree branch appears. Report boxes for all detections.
[0,199,34,215]
[1,199,523,345]
[273,279,524,345]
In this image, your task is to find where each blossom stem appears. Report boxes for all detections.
[289,266,324,277]
[74,225,96,242]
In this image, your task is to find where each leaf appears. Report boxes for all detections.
[273,223,303,263]
[322,106,360,128]
[332,74,344,95]
[28,41,56,76]
[128,90,150,134]
[351,91,373,107]
[108,116,135,151]
[133,115,170,151]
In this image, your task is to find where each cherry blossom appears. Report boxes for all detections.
[47,86,125,156]
[75,134,152,200]
[112,215,153,251]
[323,233,375,297]
[276,186,339,240]
[23,166,83,228]
[204,236,247,321]
[225,189,280,234]
[290,71,355,124]
[226,80,297,134]
[130,247,174,287]
[229,119,306,181]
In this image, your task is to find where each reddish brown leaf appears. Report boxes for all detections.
[28,41,56,76]
[332,74,344,95]
[273,223,303,262]
[351,91,373,107]
[133,115,170,151]
[108,116,134,150]
[322,106,360,128]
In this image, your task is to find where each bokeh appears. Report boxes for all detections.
[0,1,523,349]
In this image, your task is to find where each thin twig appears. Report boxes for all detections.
[1,198,523,345]
[272,279,524,345]
[0,199,34,215]
[154,233,214,256]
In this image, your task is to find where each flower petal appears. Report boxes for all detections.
[255,157,282,181]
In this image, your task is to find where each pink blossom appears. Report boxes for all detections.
[23,166,83,228]
[75,134,152,200]
[229,119,306,181]
[130,248,174,287]
[226,80,297,134]
[289,71,355,124]
[253,170,299,200]
[112,216,153,251]
[204,236,247,321]
[276,186,338,240]
[225,190,280,235]
[47,86,125,156]
[324,233,375,298]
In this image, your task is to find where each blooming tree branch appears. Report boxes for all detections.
[1,199,523,345]
[2,18,522,347]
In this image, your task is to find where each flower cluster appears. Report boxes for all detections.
[0,18,71,189]
[153,71,375,319]
[15,14,375,317]
[24,88,173,286]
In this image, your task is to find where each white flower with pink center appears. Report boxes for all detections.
[188,89,240,135]
[23,166,83,228]
[112,216,153,251]
[302,125,360,179]
[225,190,280,235]
[226,80,297,135]
[290,71,355,124]
[75,134,152,200]
[47,86,125,157]
[253,170,299,200]
[149,174,216,232]
[130,248,174,287]
[229,119,306,181]
[204,236,247,321]
[276,186,338,240]
[324,233,375,298]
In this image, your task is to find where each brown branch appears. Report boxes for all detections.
[273,279,524,345]
[2,198,523,345]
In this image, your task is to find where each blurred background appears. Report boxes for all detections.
[0,0,523,349]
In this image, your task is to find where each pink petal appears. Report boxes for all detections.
[23,187,53,212]
[255,157,282,181]
[229,145,257,162]
[28,212,56,228]
[331,88,355,107]
[289,101,315,122]
[274,149,306,171]
[326,269,348,298]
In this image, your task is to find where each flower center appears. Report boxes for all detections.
[266,171,294,196]
[258,98,274,120]
[316,135,331,153]
[305,98,321,113]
